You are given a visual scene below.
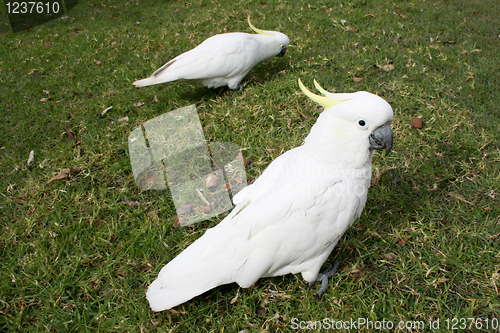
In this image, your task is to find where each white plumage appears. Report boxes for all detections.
[146,80,394,311]
[133,18,289,90]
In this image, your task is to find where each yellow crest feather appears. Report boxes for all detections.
[313,79,329,96]
[247,16,274,37]
[298,79,344,109]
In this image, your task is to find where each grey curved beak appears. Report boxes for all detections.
[277,48,287,57]
[369,123,393,155]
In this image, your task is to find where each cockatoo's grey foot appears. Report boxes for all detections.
[229,83,244,92]
[306,259,340,301]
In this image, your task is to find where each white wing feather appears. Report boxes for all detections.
[146,148,364,311]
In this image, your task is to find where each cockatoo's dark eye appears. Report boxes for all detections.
[358,120,366,126]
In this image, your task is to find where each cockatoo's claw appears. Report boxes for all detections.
[230,83,244,92]
[313,275,329,301]
[311,259,340,301]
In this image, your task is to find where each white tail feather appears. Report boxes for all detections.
[146,227,245,311]
[146,278,219,312]
[132,76,169,87]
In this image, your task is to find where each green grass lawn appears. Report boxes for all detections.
[1,0,499,331]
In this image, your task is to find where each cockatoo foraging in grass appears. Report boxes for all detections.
[146,79,394,311]
[132,17,289,90]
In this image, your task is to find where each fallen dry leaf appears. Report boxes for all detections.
[411,117,423,129]
[26,150,34,168]
[397,237,409,246]
[39,97,49,102]
[196,189,210,206]
[94,60,102,66]
[172,217,181,228]
[364,13,376,18]
[133,102,145,107]
[353,76,364,82]
[347,26,358,32]
[257,305,267,316]
[49,168,71,182]
[428,183,438,192]
[230,291,239,304]
[434,276,449,286]
[121,200,141,207]
[380,64,395,72]
[99,106,112,118]
[146,211,157,218]
[448,192,474,205]
[384,253,398,261]
[66,128,76,140]
[371,168,385,186]
[117,116,129,122]
[205,173,219,190]
[350,267,365,280]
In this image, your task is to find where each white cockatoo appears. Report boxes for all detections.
[133,17,289,90]
[146,79,394,311]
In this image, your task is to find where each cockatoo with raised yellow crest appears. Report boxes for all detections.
[146,79,394,311]
[132,17,289,90]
